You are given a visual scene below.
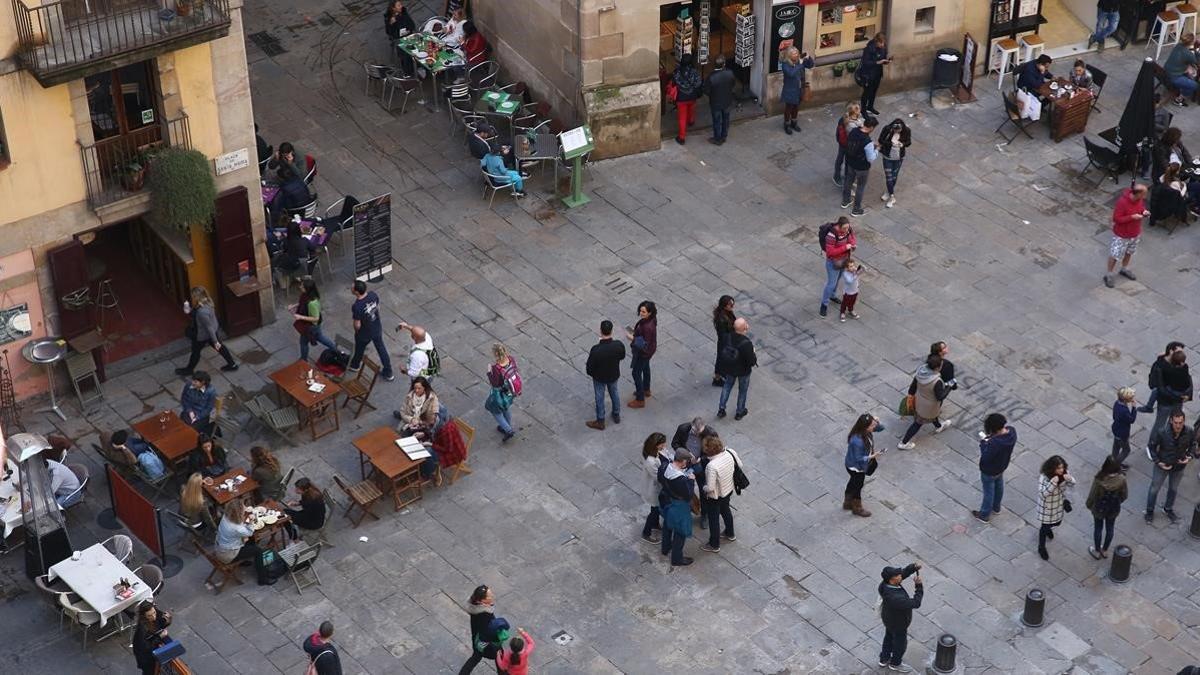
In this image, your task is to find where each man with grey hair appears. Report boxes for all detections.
[671,417,708,454]
[704,54,736,145]
[716,318,757,420]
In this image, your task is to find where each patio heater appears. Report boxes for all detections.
[10,432,72,578]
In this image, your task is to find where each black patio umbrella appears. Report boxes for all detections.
[1116,58,1158,180]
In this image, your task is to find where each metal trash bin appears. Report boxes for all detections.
[929,48,962,104]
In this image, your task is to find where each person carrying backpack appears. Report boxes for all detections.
[840,115,879,218]
[485,343,521,443]
[716,318,757,420]
[302,621,342,675]
[819,217,856,318]
[398,322,440,380]
[1085,456,1127,559]
[833,103,863,186]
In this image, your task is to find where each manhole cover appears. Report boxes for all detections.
[551,630,573,645]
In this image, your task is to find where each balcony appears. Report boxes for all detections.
[11,0,231,87]
[80,112,190,208]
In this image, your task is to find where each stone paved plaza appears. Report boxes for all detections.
[4,2,1200,673]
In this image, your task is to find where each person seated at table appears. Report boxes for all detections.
[132,601,172,675]
[188,433,228,479]
[267,141,305,184]
[250,446,285,503]
[45,456,81,508]
[1163,33,1199,106]
[469,122,497,160]
[1017,54,1054,96]
[441,7,467,48]
[283,477,327,540]
[395,376,441,440]
[1152,127,1192,183]
[385,0,417,75]
[1151,162,1191,226]
[271,219,311,278]
[180,371,217,433]
[1069,59,1093,90]
[214,498,259,566]
[111,430,167,481]
[462,20,490,67]
[481,148,525,197]
[180,472,218,532]
[270,165,314,225]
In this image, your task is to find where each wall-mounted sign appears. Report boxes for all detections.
[213,148,251,176]
[141,109,155,124]
[769,1,803,73]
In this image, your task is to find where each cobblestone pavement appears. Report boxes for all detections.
[4,3,1200,673]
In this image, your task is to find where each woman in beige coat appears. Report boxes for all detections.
[897,354,953,450]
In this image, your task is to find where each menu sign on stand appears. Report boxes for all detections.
[559,126,594,209]
[352,193,393,281]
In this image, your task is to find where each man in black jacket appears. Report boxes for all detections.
[303,621,343,675]
[878,563,923,673]
[1139,341,1185,413]
[972,413,1017,523]
[585,320,626,430]
[1146,409,1194,523]
[1145,348,1192,460]
[671,417,709,453]
[716,318,757,420]
[704,55,737,145]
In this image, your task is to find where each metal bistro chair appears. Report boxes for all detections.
[285,198,319,220]
[62,463,89,515]
[1086,64,1108,112]
[102,533,134,564]
[449,96,477,137]
[482,168,519,207]
[60,595,102,647]
[421,16,447,34]
[321,196,357,254]
[132,563,164,596]
[35,574,76,629]
[363,63,394,97]
[383,73,421,114]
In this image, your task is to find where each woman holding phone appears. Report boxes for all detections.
[844,413,884,517]
[858,33,890,116]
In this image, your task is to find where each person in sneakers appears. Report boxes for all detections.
[348,281,394,381]
[877,118,911,209]
[585,320,626,430]
[844,413,883,518]
[640,432,671,544]
[820,217,856,318]
[1036,455,1075,560]
[1163,33,1199,105]
[897,354,952,450]
[659,449,697,567]
[397,322,436,381]
[716,318,757,420]
[877,562,923,673]
[972,414,1017,523]
[930,341,959,394]
[1139,341,1186,414]
[1104,183,1148,288]
[673,419,718,529]
[1146,349,1192,460]
[699,435,741,553]
[840,116,879,217]
[1145,409,1194,524]
[1086,457,1128,559]
[1088,0,1122,50]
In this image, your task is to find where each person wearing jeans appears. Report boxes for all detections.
[1089,0,1121,49]
[294,277,337,362]
[699,436,741,552]
[1085,457,1127,559]
[972,414,1016,523]
[348,280,394,380]
[486,344,520,442]
[841,116,879,217]
[819,217,856,317]
[715,318,757,420]
[1145,409,1193,523]
[659,449,697,567]
[1164,34,1200,105]
[585,320,626,430]
[877,118,911,208]
[626,301,657,408]
[704,55,736,144]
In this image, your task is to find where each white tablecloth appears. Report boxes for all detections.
[48,543,153,627]
[0,460,21,538]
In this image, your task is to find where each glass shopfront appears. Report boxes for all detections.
[809,0,888,60]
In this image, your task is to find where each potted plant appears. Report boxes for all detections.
[832,63,845,77]
[146,147,217,233]
[846,59,859,73]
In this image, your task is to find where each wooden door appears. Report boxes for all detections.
[46,240,95,340]
[212,187,262,338]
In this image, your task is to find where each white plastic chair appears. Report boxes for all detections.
[102,534,133,564]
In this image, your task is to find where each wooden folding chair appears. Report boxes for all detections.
[333,475,383,528]
[340,355,380,418]
[437,418,475,485]
[192,535,242,592]
[279,541,322,594]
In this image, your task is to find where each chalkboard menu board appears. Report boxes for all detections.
[353,193,393,281]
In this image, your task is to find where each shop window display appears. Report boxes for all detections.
[815,0,883,58]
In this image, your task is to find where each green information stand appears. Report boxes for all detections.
[559,125,594,209]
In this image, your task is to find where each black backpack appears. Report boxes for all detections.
[317,348,350,369]
[717,336,741,374]
[1094,489,1121,517]
[845,131,867,164]
[818,221,835,252]
[255,548,288,585]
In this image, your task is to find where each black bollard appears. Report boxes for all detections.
[933,633,958,673]
[1190,504,1200,540]
[1021,588,1045,627]
[1108,544,1132,583]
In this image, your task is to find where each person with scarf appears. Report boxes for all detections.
[659,449,697,567]
[459,585,501,674]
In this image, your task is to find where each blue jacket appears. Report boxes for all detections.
[1017,61,1051,93]
[844,434,871,472]
[480,154,511,184]
[180,384,216,427]
[1111,401,1137,439]
[978,427,1017,476]
[779,57,814,105]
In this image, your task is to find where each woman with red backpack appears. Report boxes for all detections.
[485,343,522,443]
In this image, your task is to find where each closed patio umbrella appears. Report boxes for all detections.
[1116,58,1158,180]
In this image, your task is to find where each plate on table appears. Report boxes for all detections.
[253,506,267,517]
[1049,82,1059,90]
[263,514,278,525]
[415,50,428,58]
[251,519,265,531]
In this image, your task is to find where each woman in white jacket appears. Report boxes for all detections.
[640,433,671,544]
[700,435,742,553]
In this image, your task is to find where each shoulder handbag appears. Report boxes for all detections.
[897,394,915,417]
[866,458,879,476]
[305,650,332,675]
[153,639,187,664]
[854,67,868,88]
[666,80,678,103]
[730,450,750,494]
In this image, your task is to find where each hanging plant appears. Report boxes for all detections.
[846,59,859,73]
[831,63,845,77]
[146,147,216,232]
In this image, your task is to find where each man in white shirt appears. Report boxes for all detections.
[398,322,436,380]
[46,458,82,507]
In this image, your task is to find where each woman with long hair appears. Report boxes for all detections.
[496,627,535,675]
[640,432,670,543]
[180,472,217,531]
[778,46,814,134]
[188,433,228,478]
[284,477,327,539]
[858,32,890,115]
[459,584,498,674]
[251,446,284,502]
[132,601,173,675]
[1085,456,1127,559]
[844,413,882,517]
[397,376,440,440]
[1036,455,1075,560]
[626,300,658,408]
[214,497,257,565]
[176,286,238,376]
[293,276,337,362]
[877,118,912,208]
[485,343,521,443]
[712,295,735,387]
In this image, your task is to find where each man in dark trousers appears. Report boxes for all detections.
[303,621,343,675]
[704,55,737,145]
[972,413,1017,523]
[716,318,757,420]
[878,563,923,673]
[1145,409,1194,523]
[348,281,394,381]
[1145,348,1191,461]
[840,116,878,217]
[585,320,626,430]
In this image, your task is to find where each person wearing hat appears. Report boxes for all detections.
[877,562,923,672]
[658,448,697,567]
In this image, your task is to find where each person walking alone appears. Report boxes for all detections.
[844,413,883,517]
[640,432,671,544]
[585,320,626,430]
[972,413,1016,523]
[704,55,736,144]
[820,217,856,318]
[176,286,238,376]
[840,116,879,217]
[716,318,756,420]
[897,354,952,450]
[626,301,657,409]
[485,343,521,443]
[858,33,890,115]
[1145,409,1194,524]
[699,435,742,552]
[672,54,702,145]
[348,280,394,381]
[779,47,814,134]
[877,118,911,209]
[1086,457,1128,559]
[1104,183,1148,288]
[711,295,735,387]
[877,562,923,673]
[302,621,343,675]
[1111,387,1138,469]
[1036,455,1075,560]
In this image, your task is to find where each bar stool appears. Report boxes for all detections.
[1175,3,1198,37]
[95,278,123,328]
[1148,11,1181,62]
[990,38,1019,90]
[1018,34,1045,66]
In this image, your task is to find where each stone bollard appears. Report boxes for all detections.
[1190,504,1200,540]
[933,633,958,673]
[1108,544,1132,583]
[1021,588,1045,627]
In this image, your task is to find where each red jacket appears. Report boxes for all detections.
[824,226,857,260]
[1111,188,1146,239]
[464,33,488,66]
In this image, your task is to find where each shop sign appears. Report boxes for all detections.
[213,148,250,176]
[769,1,803,73]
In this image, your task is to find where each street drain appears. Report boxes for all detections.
[248,31,287,56]
[604,274,634,295]
[551,631,573,645]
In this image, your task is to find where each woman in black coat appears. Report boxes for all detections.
[132,601,172,675]
[711,295,735,387]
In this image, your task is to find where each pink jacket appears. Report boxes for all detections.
[496,629,535,675]
[824,227,857,260]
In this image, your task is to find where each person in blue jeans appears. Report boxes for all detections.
[1163,34,1199,105]
[481,150,525,197]
[972,413,1017,523]
[585,320,626,430]
[820,217,856,317]
[1088,0,1122,50]
[293,277,337,362]
[626,301,657,408]
[348,280,394,381]
[716,318,757,420]
[704,55,737,144]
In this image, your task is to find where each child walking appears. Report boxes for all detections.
[1111,387,1137,470]
[839,260,862,322]
[496,628,535,675]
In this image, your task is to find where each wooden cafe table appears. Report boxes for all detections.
[269,360,342,440]
[132,410,198,472]
[1035,77,1094,143]
[201,467,259,507]
[352,427,423,511]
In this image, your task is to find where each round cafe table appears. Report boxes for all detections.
[22,337,67,421]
